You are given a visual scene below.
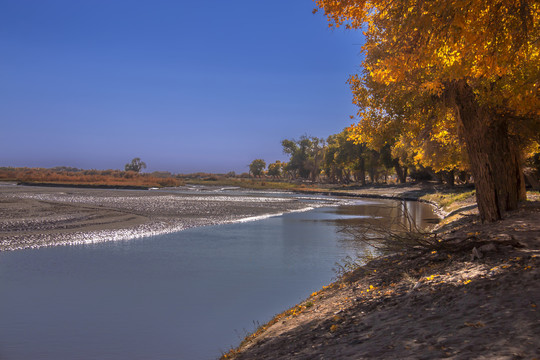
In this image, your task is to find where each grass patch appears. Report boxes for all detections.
[527,190,540,201]
[421,190,476,213]
[185,178,322,191]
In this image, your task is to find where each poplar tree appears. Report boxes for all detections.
[315,0,539,221]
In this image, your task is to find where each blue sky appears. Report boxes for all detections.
[0,0,364,174]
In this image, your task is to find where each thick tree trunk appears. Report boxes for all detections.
[393,159,407,184]
[451,81,524,222]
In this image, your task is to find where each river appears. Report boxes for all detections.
[0,190,436,360]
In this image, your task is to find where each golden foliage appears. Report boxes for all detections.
[316,0,539,115]
[316,0,539,172]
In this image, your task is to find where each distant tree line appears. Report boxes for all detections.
[249,131,540,188]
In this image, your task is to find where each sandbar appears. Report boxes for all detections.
[0,184,319,251]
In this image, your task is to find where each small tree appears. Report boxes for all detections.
[249,159,266,178]
[267,161,283,178]
[281,135,326,181]
[125,158,147,173]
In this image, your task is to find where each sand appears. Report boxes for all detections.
[0,184,323,251]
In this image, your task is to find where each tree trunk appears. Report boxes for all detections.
[344,169,352,184]
[368,167,376,184]
[458,171,469,184]
[403,167,408,183]
[441,169,455,187]
[359,158,366,186]
[393,159,407,184]
[451,80,524,222]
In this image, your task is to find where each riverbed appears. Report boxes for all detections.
[0,184,332,251]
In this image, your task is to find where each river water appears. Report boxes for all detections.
[0,191,436,360]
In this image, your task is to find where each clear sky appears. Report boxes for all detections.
[0,0,364,174]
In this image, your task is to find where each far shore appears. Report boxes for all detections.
[3,177,478,212]
[16,181,152,190]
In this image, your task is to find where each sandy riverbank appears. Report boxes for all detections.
[0,184,322,251]
[224,198,540,359]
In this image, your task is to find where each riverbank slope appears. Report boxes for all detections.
[223,194,540,359]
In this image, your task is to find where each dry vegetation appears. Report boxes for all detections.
[0,167,183,188]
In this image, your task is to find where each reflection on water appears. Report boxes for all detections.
[330,201,439,260]
[314,200,439,258]
[326,200,438,226]
[0,198,435,360]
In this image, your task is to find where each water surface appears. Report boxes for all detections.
[0,197,436,360]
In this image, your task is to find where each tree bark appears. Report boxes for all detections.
[359,157,366,186]
[393,159,407,184]
[451,80,524,222]
[458,171,470,184]
[441,169,455,187]
[344,169,351,184]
